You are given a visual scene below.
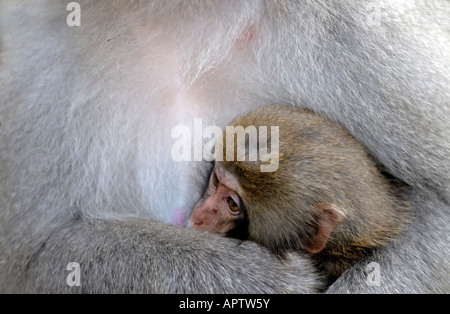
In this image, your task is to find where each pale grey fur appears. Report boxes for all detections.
[22,220,319,293]
[0,0,449,293]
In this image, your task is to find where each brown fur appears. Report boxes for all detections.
[220,105,413,284]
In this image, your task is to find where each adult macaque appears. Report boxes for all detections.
[190,106,414,286]
[0,1,449,293]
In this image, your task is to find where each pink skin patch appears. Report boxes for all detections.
[235,25,256,50]
[171,206,187,228]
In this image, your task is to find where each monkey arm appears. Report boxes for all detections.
[17,219,320,293]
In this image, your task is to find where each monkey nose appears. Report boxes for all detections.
[191,206,218,227]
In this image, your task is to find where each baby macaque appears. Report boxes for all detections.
[189,106,413,284]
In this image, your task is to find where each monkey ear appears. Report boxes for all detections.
[301,205,342,254]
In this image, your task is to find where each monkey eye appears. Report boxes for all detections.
[227,197,240,213]
[212,172,219,188]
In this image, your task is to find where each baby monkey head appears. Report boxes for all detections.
[190,106,412,258]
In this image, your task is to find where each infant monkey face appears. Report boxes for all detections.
[190,164,246,235]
